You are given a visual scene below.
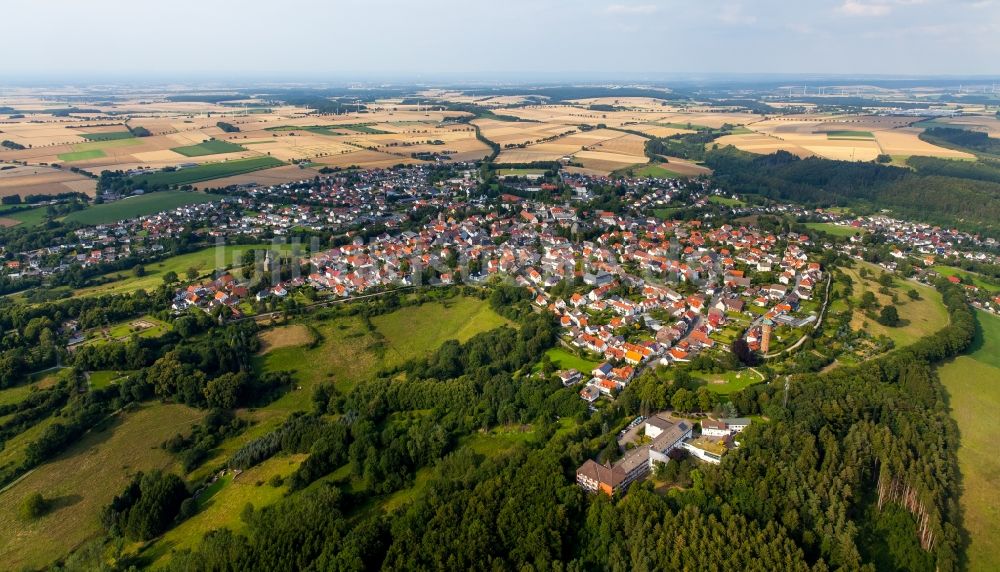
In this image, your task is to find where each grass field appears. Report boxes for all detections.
[631,164,685,179]
[80,131,134,141]
[0,404,204,570]
[329,123,390,134]
[74,243,279,297]
[59,137,142,161]
[653,206,685,219]
[931,266,1000,293]
[78,315,171,347]
[541,347,599,373]
[143,454,306,567]
[940,311,1000,572]
[57,149,105,162]
[692,368,765,394]
[128,157,284,188]
[1,207,49,227]
[87,370,130,388]
[171,139,246,157]
[805,222,865,238]
[62,190,216,225]
[825,130,874,140]
[708,195,744,207]
[843,262,949,348]
[497,168,546,176]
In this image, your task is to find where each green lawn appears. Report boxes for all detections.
[0,404,204,570]
[653,206,685,219]
[824,130,875,140]
[805,222,865,238]
[692,369,764,394]
[125,156,283,187]
[171,139,246,157]
[540,347,599,373]
[498,168,546,176]
[57,149,105,162]
[939,311,1000,572]
[78,315,171,347]
[74,243,280,297]
[87,370,131,388]
[63,190,216,226]
[80,131,134,141]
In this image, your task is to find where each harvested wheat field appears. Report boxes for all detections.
[192,165,322,190]
[0,164,97,198]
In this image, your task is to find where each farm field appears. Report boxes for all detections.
[0,404,204,570]
[80,131,135,141]
[842,262,949,348]
[0,163,97,199]
[170,139,246,157]
[939,311,1000,572]
[127,156,284,187]
[62,190,216,225]
[715,115,975,161]
[73,242,282,297]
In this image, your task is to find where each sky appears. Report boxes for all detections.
[3,0,998,80]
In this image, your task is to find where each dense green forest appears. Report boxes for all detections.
[41,279,971,571]
[920,127,1000,157]
[705,147,1000,238]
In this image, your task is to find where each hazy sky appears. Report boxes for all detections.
[4,0,998,79]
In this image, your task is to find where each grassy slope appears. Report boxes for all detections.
[145,454,306,566]
[63,191,215,226]
[0,404,204,570]
[940,311,1000,572]
[842,262,949,347]
[931,265,1000,294]
[543,347,599,373]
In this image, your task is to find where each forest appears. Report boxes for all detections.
[705,146,1000,238]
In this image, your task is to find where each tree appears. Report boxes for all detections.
[907,288,921,300]
[859,291,878,310]
[186,267,199,280]
[19,492,49,519]
[162,271,179,284]
[878,305,900,327]
[132,264,146,278]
